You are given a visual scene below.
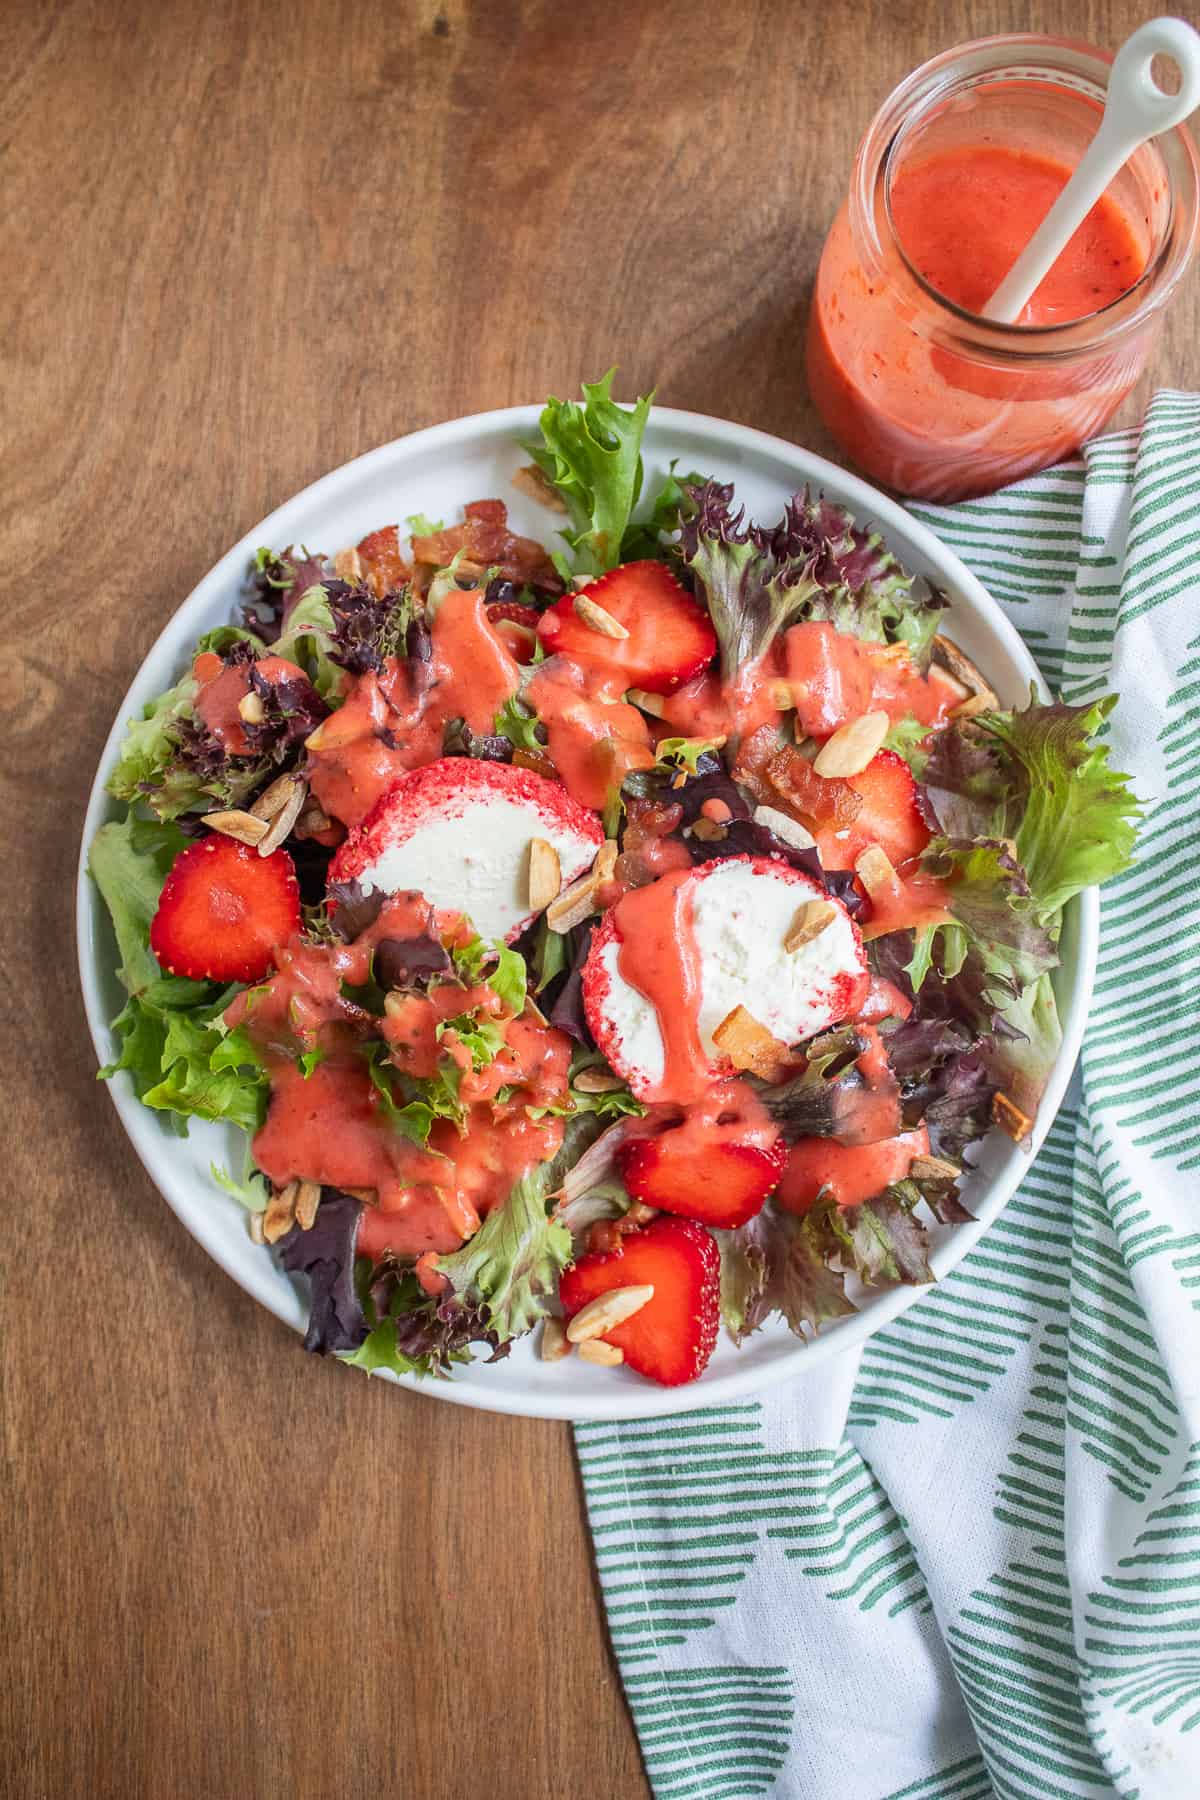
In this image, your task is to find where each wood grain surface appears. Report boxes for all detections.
[4,2,1197,1796]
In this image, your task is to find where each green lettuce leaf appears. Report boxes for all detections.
[105,670,202,815]
[101,987,267,1136]
[270,585,344,702]
[434,1163,571,1345]
[521,370,653,575]
[494,694,545,755]
[921,693,1139,921]
[88,811,189,995]
[619,460,708,563]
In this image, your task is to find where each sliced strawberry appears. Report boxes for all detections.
[559,1216,721,1386]
[537,561,717,694]
[149,835,300,983]
[812,749,930,872]
[618,1131,786,1228]
[487,599,541,664]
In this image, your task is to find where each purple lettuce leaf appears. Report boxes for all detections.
[326,879,387,942]
[276,1191,368,1354]
[717,1199,856,1342]
[374,931,453,991]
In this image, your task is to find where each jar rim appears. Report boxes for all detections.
[850,32,1200,362]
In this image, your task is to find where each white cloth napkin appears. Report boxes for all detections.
[574,392,1200,1800]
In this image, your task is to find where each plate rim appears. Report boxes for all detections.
[76,401,1099,1421]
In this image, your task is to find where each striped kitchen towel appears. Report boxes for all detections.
[574,391,1200,1800]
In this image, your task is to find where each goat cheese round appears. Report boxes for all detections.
[582,856,867,1096]
[328,758,604,943]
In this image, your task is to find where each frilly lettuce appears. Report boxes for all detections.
[521,369,652,575]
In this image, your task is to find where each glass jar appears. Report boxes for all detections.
[807,34,1200,501]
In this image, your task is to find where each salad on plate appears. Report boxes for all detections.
[88,375,1137,1388]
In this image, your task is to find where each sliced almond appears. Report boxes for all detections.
[932,633,992,696]
[512,463,568,513]
[784,900,837,953]
[338,1185,378,1205]
[577,1339,624,1367]
[250,771,300,822]
[813,710,890,779]
[949,689,999,720]
[909,1154,962,1182]
[238,690,266,725]
[546,871,600,934]
[690,817,727,843]
[595,839,619,885]
[204,808,270,847]
[572,573,595,592]
[573,594,629,640]
[627,1202,658,1225]
[262,1182,298,1244]
[335,546,364,583]
[712,1005,792,1080]
[293,1180,321,1230]
[258,778,308,855]
[769,679,795,710]
[855,843,899,898]
[753,805,815,851]
[566,1285,656,1343]
[992,1092,1034,1143]
[513,747,560,782]
[627,687,666,718]
[927,663,972,704]
[247,1210,266,1245]
[573,1067,625,1094]
[540,1317,572,1361]
[295,802,333,840]
[528,837,562,913]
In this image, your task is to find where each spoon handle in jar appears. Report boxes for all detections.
[983,16,1200,325]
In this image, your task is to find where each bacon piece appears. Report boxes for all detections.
[356,525,411,598]
[411,498,563,594]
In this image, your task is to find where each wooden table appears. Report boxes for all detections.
[6,2,1196,1795]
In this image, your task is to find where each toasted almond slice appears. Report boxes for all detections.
[258,778,308,855]
[992,1092,1034,1143]
[540,1317,572,1361]
[305,720,328,750]
[512,747,560,782]
[248,1210,266,1245]
[572,573,594,592]
[512,463,568,512]
[573,1067,625,1094]
[293,1180,321,1230]
[627,1202,658,1225]
[671,771,687,790]
[335,546,364,583]
[753,804,816,850]
[949,689,999,720]
[295,802,333,840]
[769,679,795,710]
[855,843,899,898]
[784,900,837,953]
[712,1005,792,1080]
[927,663,972,704]
[250,771,300,822]
[238,691,266,725]
[690,817,728,843]
[574,594,629,640]
[932,633,992,696]
[595,839,619,884]
[524,994,550,1027]
[577,1339,624,1366]
[204,808,270,847]
[567,1285,656,1343]
[909,1154,962,1182]
[528,837,562,913]
[262,1182,298,1244]
[546,871,600,934]
[813,710,890,779]
[627,687,666,718]
[338,1185,378,1205]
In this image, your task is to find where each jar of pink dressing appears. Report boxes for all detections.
[807,34,1200,501]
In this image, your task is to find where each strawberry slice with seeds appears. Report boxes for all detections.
[618,1131,786,1229]
[537,561,716,694]
[149,834,301,983]
[812,749,929,872]
[558,1216,721,1386]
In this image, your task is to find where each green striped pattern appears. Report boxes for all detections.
[620,1666,794,1797]
[575,398,1200,1800]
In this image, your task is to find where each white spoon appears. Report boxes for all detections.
[983,16,1200,324]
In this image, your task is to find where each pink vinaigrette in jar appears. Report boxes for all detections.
[806,37,1200,501]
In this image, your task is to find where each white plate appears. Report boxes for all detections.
[77,405,1097,1422]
